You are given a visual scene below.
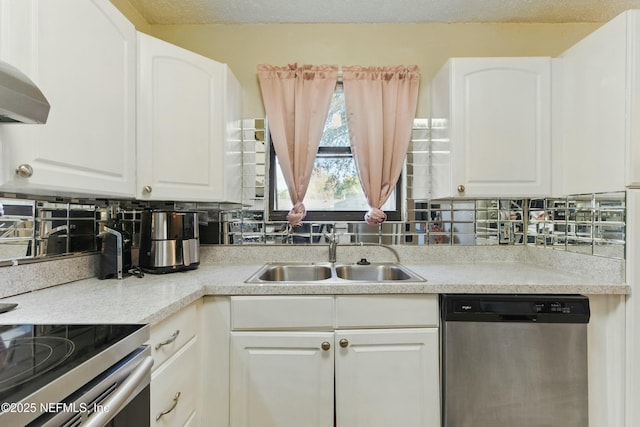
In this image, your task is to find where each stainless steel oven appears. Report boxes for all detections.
[0,324,152,427]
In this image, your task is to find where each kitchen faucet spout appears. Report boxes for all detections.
[325,233,338,263]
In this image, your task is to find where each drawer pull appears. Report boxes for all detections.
[155,329,180,350]
[321,341,331,351]
[156,391,181,421]
[339,338,349,348]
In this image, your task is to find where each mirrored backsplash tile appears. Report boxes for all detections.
[218,192,625,260]
[0,199,35,261]
[0,191,626,264]
[527,192,625,259]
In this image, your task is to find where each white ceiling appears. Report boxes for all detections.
[128,0,640,25]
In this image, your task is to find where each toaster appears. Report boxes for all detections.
[138,210,200,274]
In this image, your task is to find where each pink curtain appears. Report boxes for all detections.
[257,64,338,226]
[342,65,420,225]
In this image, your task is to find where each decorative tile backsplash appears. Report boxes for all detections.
[0,192,626,264]
[531,192,625,259]
[217,192,625,260]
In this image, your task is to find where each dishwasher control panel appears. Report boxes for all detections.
[442,294,590,323]
[534,300,587,314]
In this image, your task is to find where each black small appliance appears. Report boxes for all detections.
[98,223,132,280]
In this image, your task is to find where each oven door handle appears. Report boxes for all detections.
[82,355,154,427]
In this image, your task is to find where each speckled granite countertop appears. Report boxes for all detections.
[0,245,628,325]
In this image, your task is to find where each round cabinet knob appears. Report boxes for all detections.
[457,184,465,194]
[16,164,34,178]
[321,342,331,351]
[143,185,153,194]
[339,338,349,348]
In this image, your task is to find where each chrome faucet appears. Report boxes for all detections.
[325,233,338,263]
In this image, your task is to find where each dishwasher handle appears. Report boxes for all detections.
[498,314,538,322]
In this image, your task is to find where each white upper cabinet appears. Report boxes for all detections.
[137,32,243,203]
[553,10,640,195]
[430,57,551,199]
[0,0,136,198]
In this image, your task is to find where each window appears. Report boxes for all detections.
[268,84,402,222]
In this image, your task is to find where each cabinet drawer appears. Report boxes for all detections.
[335,295,438,328]
[150,303,197,371]
[151,338,199,427]
[231,296,334,330]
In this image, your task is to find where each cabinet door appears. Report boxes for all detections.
[554,11,631,194]
[431,57,551,198]
[229,332,334,427]
[222,66,244,204]
[629,11,640,189]
[0,0,136,198]
[335,328,439,427]
[137,32,229,202]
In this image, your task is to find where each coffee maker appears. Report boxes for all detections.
[138,210,200,274]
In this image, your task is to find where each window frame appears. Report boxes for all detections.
[267,135,404,223]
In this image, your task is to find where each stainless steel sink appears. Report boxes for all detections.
[246,263,333,283]
[334,263,418,281]
[245,262,425,283]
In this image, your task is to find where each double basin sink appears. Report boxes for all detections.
[245,261,425,283]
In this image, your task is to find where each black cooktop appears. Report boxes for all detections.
[0,324,146,407]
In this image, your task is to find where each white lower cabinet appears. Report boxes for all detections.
[182,412,199,427]
[152,338,199,427]
[228,295,440,427]
[150,301,201,427]
[335,329,439,427]
[230,332,335,427]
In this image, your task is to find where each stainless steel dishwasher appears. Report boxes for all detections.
[440,294,590,427]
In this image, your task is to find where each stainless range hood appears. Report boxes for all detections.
[0,60,50,124]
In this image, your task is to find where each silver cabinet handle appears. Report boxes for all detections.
[457,184,465,193]
[83,355,154,427]
[143,185,152,194]
[155,329,180,350]
[16,164,33,178]
[339,338,349,348]
[156,391,181,421]
[321,341,331,351]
